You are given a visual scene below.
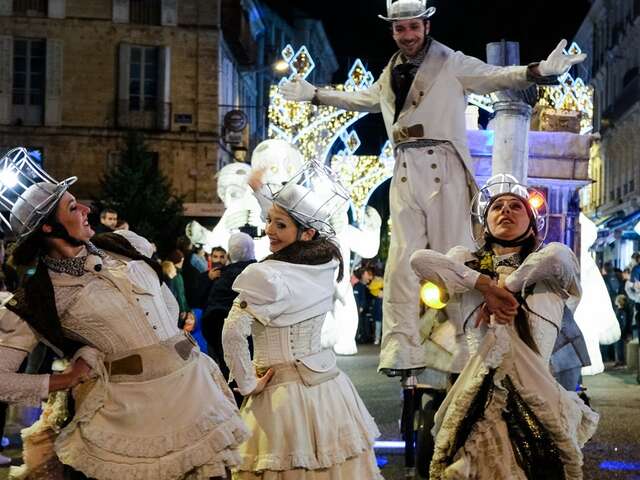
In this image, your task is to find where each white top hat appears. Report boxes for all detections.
[378,0,436,22]
[0,147,77,240]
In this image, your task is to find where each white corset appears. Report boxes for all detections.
[252,315,325,369]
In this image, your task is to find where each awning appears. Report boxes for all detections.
[606,209,640,231]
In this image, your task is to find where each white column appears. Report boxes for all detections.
[486,41,531,184]
[490,101,532,184]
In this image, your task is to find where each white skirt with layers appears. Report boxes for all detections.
[233,369,383,480]
[54,335,249,480]
[430,326,598,480]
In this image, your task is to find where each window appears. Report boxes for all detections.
[130,0,160,25]
[13,0,47,16]
[12,38,46,125]
[129,46,158,112]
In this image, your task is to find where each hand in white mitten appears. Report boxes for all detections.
[279,76,316,102]
[538,39,587,77]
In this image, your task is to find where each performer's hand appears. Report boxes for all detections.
[244,369,274,396]
[50,358,92,392]
[476,276,518,323]
[538,39,587,77]
[279,76,316,102]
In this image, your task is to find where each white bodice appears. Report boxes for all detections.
[251,315,325,369]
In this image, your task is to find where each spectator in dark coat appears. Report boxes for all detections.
[201,233,256,378]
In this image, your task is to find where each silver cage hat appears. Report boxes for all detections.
[470,173,549,247]
[0,147,77,240]
[269,159,350,238]
[378,0,436,22]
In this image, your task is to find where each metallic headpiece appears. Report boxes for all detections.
[0,147,77,240]
[378,0,436,22]
[269,159,350,238]
[470,174,549,247]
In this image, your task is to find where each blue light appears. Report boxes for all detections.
[599,461,640,471]
[376,456,389,468]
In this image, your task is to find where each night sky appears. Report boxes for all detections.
[264,0,592,76]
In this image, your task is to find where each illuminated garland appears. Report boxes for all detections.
[268,43,593,221]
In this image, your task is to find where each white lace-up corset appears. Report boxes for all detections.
[251,314,325,369]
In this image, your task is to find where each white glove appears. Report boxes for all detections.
[279,76,316,102]
[538,39,587,77]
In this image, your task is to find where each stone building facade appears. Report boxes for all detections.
[0,0,337,218]
[574,0,640,265]
[0,0,226,213]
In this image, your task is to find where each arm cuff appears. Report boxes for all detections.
[526,63,559,85]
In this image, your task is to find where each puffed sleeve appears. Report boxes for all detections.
[504,243,581,299]
[222,301,257,396]
[114,229,155,258]
[232,263,291,325]
[410,246,481,295]
[0,307,49,405]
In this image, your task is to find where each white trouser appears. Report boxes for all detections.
[378,142,475,371]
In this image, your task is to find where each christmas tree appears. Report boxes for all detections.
[96,131,184,253]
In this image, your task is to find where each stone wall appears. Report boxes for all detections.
[0,0,223,207]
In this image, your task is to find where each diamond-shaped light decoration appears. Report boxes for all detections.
[289,46,315,80]
[282,44,295,63]
[345,131,361,154]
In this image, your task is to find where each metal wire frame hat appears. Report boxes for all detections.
[470,173,549,247]
[269,159,351,238]
[378,0,436,22]
[0,147,77,240]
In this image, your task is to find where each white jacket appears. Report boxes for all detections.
[316,39,533,174]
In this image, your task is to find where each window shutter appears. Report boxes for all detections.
[158,46,171,130]
[161,0,177,26]
[113,0,129,23]
[0,0,11,16]
[117,42,131,127]
[48,0,65,18]
[0,36,12,124]
[45,38,63,126]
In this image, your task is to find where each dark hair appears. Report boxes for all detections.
[211,246,227,254]
[100,208,117,218]
[479,232,541,355]
[167,249,184,265]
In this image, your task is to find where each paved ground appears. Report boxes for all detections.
[340,345,640,480]
[1,344,639,479]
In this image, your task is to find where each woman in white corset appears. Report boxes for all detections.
[222,160,382,480]
[410,175,598,480]
[0,148,247,480]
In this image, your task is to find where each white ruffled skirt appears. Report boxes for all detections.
[233,370,383,480]
[54,337,248,480]
[430,326,599,480]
